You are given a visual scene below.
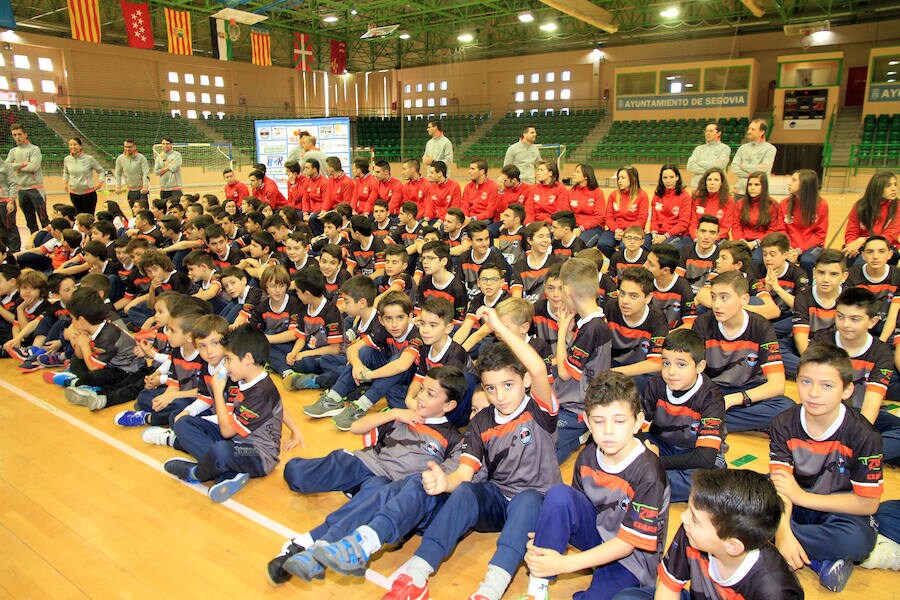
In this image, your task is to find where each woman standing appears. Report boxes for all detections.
[782,169,828,276]
[63,137,104,215]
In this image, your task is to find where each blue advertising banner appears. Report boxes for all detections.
[616,91,748,111]
[868,84,900,102]
[255,117,351,195]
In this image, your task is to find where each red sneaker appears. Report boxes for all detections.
[383,573,430,600]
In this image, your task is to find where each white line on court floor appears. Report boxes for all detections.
[1,378,393,591]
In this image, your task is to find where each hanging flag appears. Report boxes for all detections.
[330,39,347,75]
[209,17,233,61]
[251,28,272,67]
[293,32,313,72]
[120,0,154,49]
[0,0,16,30]
[165,8,193,55]
[67,0,101,43]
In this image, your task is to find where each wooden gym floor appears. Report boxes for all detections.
[1,363,898,600]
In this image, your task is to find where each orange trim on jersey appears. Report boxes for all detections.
[481,411,533,444]
[786,438,854,457]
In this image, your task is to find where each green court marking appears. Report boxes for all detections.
[730,454,757,467]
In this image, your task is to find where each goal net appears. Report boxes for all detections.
[152,143,233,172]
[537,143,566,171]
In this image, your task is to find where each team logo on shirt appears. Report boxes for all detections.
[746,351,758,366]
[518,425,533,445]
[619,497,631,512]
[640,339,651,354]
[425,441,441,456]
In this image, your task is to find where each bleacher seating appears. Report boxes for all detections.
[0,107,68,170]
[856,113,900,167]
[62,107,213,161]
[463,109,604,168]
[202,113,283,152]
[589,117,748,165]
[357,113,489,162]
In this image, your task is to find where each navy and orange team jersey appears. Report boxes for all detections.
[554,311,612,413]
[552,235,587,258]
[811,327,893,410]
[791,285,838,340]
[362,321,423,365]
[510,250,564,302]
[86,320,142,373]
[442,229,468,251]
[456,247,514,300]
[572,442,670,587]
[165,346,202,390]
[604,302,667,368]
[770,404,883,500]
[609,247,649,284]
[344,308,387,347]
[346,236,386,277]
[532,297,560,347]
[375,271,415,298]
[528,334,555,382]
[136,225,164,246]
[292,297,343,352]
[460,392,562,498]
[122,268,151,301]
[371,219,396,244]
[641,374,725,455]
[224,373,283,474]
[691,311,783,391]
[357,416,464,481]
[323,268,351,303]
[14,297,53,330]
[242,294,302,335]
[496,225,527,266]
[749,261,809,319]
[416,273,468,325]
[413,337,472,386]
[659,526,803,600]
[651,274,697,329]
[196,359,233,411]
[598,272,618,314]
[283,255,318,277]
[846,263,900,325]
[464,290,509,328]
[676,243,719,293]
[390,222,424,249]
[156,270,192,295]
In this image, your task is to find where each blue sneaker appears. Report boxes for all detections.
[310,531,371,577]
[114,410,151,427]
[164,458,200,483]
[43,370,77,387]
[282,548,326,582]
[8,345,45,362]
[208,472,249,503]
[37,352,69,369]
[266,541,307,586]
[17,356,41,373]
[287,373,319,390]
[812,559,854,592]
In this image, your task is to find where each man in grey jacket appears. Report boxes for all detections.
[154,136,183,200]
[730,119,776,198]
[115,138,150,202]
[503,125,540,184]
[423,120,453,176]
[0,161,19,251]
[686,123,731,189]
[6,122,47,234]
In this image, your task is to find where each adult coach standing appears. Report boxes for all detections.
[63,137,104,215]
[6,122,47,234]
[154,136,183,200]
[730,119,776,198]
[686,122,731,189]
[503,125,540,184]
[0,161,18,251]
[115,139,150,202]
[423,120,453,175]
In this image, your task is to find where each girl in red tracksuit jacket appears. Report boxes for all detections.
[649,163,692,247]
[733,171,784,261]
[598,165,648,258]
[782,168,828,276]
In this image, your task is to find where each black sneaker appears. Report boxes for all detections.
[266,540,306,586]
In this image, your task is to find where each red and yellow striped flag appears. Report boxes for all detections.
[67,0,101,43]
[165,8,193,55]
[251,28,272,67]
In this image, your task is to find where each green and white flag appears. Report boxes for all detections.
[210,17,234,61]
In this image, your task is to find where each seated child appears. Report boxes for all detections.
[268,366,466,584]
[640,329,726,502]
[550,209,587,257]
[845,235,900,342]
[415,240,468,326]
[124,249,191,328]
[613,469,803,600]
[770,343,883,592]
[374,243,416,305]
[609,225,649,284]
[754,232,809,338]
[524,371,670,600]
[531,262,564,348]
[303,290,422,432]
[17,273,76,371]
[453,262,510,351]
[455,220,513,301]
[510,221,563,301]
[554,258,613,464]
[495,202,527,266]
[283,266,343,382]
[691,270,792,433]
[4,270,53,360]
[346,215,386,280]
[318,243,351,303]
[0,264,20,347]
[219,267,262,324]
[645,244,696,329]
[676,214,720,294]
[378,309,561,600]
[165,324,302,503]
[183,250,226,314]
[694,240,780,321]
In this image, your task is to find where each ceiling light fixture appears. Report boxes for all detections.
[890,60,900,66]
[399,33,410,39]
[323,15,338,23]
[660,7,679,18]
[519,13,534,23]
[539,22,557,32]
[350,9,357,15]
[457,33,474,43]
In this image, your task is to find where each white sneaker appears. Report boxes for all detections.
[142,426,176,446]
[860,534,900,570]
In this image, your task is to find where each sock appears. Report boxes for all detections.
[354,525,382,555]
[526,575,550,598]
[325,389,343,403]
[405,556,434,587]
[355,394,374,410]
[294,532,314,548]
[474,564,512,600]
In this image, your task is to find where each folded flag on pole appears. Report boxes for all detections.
[293,32,313,71]
[251,28,272,66]
[330,39,347,74]
[120,0,154,49]
[67,0,101,43]
[210,17,233,60]
[165,8,193,55]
